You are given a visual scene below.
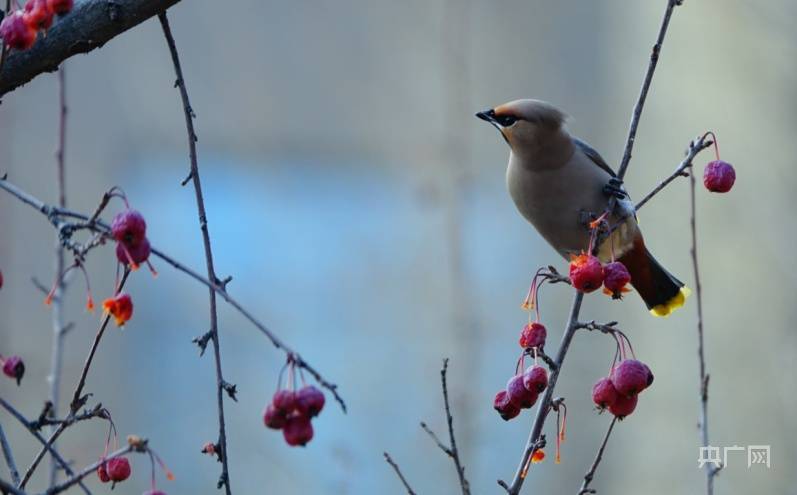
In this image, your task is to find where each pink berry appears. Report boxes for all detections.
[493,390,521,421]
[272,390,297,413]
[703,160,735,193]
[295,385,325,417]
[263,404,287,430]
[507,374,538,409]
[116,237,151,266]
[602,261,631,299]
[608,393,638,419]
[591,377,619,410]
[0,11,36,50]
[97,460,110,483]
[23,0,53,30]
[111,209,147,247]
[522,365,548,393]
[610,359,651,397]
[569,253,604,293]
[283,415,314,446]
[519,322,546,349]
[0,269,4,289]
[2,356,25,386]
[106,457,131,482]
[46,0,72,14]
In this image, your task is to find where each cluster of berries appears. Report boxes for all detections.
[263,359,326,446]
[493,361,548,421]
[111,208,154,272]
[590,332,653,419]
[569,255,631,299]
[0,0,73,51]
[1,355,25,385]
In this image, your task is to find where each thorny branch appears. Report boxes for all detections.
[420,359,471,495]
[502,1,683,493]
[158,12,232,493]
[383,453,417,495]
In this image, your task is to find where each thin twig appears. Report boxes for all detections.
[578,417,618,494]
[635,135,713,210]
[420,359,470,495]
[42,444,139,495]
[689,156,718,494]
[383,453,417,495]
[158,12,231,493]
[0,398,91,495]
[0,423,20,485]
[47,62,69,489]
[0,478,25,495]
[0,173,346,412]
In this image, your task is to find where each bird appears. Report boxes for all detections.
[476,99,688,316]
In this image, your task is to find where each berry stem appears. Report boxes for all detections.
[702,131,720,161]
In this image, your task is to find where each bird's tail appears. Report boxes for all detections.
[618,239,689,317]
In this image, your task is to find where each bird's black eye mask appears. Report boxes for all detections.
[494,114,518,127]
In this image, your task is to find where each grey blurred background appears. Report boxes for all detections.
[1,0,795,493]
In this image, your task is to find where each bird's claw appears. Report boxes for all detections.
[603,177,627,199]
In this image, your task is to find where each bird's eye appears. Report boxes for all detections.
[496,115,517,127]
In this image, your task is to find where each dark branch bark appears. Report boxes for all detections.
[0,0,181,97]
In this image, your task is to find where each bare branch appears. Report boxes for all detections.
[0,423,20,485]
[0,0,181,97]
[578,417,618,494]
[383,453,417,495]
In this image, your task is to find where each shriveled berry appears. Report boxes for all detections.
[507,375,537,409]
[23,0,53,30]
[608,393,638,418]
[97,460,110,483]
[569,253,604,293]
[283,415,314,446]
[602,261,631,299]
[642,362,654,388]
[703,160,735,193]
[519,322,546,349]
[102,293,133,327]
[523,365,548,393]
[111,209,147,246]
[493,390,521,420]
[106,457,131,482]
[272,390,297,413]
[610,359,651,397]
[2,356,25,386]
[263,404,287,430]
[116,237,151,267]
[591,377,618,410]
[295,385,325,417]
[0,11,37,50]
[46,0,73,14]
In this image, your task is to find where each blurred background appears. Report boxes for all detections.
[1,0,795,493]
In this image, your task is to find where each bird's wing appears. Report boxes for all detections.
[573,138,617,178]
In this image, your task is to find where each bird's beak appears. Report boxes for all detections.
[476,108,509,144]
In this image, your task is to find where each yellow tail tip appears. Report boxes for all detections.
[650,286,691,317]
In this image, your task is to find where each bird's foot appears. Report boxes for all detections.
[603,177,628,199]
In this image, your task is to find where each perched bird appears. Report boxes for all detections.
[476,99,688,316]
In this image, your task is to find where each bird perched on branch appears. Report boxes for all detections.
[477,99,688,316]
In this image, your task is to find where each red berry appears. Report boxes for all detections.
[610,359,651,397]
[102,293,133,327]
[608,393,638,418]
[46,0,72,14]
[642,362,654,388]
[0,11,37,50]
[111,209,147,247]
[2,356,25,386]
[493,390,521,421]
[272,390,297,413]
[106,457,131,482]
[518,322,546,349]
[506,375,538,409]
[295,385,325,417]
[283,415,314,446]
[703,160,735,193]
[569,253,604,293]
[97,460,110,483]
[263,404,287,430]
[602,261,631,299]
[116,237,151,266]
[591,377,619,410]
[522,365,548,393]
[23,0,53,30]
